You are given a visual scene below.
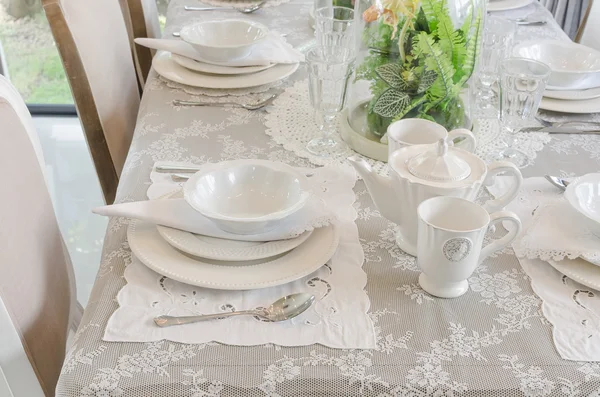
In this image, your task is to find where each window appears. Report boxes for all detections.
[0,1,74,109]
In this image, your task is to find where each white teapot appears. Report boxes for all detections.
[348,138,523,256]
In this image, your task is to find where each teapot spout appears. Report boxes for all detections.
[348,156,401,224]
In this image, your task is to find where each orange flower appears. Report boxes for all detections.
[362,5,399,37]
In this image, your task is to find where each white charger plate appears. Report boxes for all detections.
[171,53,276,75]
[488,0,532,12]
[539,96,600,113]
[156,225,313,261]
[153,51,299,89]
[549,257,600,291]
[544,86,600,100]
[129,220,339,290]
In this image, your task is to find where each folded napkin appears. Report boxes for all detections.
[135,33,304,67]
[93,195,334,242]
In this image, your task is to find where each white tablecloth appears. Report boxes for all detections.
[57,1,600,396]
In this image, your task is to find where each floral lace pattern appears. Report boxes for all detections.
[57,0,600,396]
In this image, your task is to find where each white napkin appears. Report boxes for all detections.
[135,33,304,67]
[93,195,334,242]
[488,176,600,264]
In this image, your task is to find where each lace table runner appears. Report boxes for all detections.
[265,80,552,176]
[103,162,377,349]
[489,177,600,361]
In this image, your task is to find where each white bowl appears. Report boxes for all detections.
[183,160,311,234]
[514,40,600,90]
[180,20,268,63]
[565,173,600,227]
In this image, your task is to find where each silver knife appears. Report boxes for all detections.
[155,164,202,173]
[521,126,600,134]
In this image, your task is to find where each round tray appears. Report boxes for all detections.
[340,101,389,162]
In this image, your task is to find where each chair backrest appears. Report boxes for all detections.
[42,0,141,204]
[0,75,75,397]
[576,0,600,50]
[122,0,162,87]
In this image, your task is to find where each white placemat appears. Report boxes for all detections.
[490,177,600,361]
[103,162,377,349]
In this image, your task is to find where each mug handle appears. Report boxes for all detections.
[448,128,476,153]
[483,161,523,213]
[479,210,522,263]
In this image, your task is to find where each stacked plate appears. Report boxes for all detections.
[150,20,300,89]
[126,160,340,290]
[488,0,533,12]
[515,40,600,114]
[545,174,600,290]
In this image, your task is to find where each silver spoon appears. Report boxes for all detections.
[184,1,265,13]
[154,293,315,327]
[545,175,570,191]
[173,93,279,110]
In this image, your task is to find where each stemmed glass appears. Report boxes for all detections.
[314,6,355,52]
[305,46,355,156]
[490,57,551,168]
[469,17,516,120]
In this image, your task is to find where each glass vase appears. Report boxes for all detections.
[346,0,485,143]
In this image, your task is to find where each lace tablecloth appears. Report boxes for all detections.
[58,1,600,396]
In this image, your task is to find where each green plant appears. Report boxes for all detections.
[359,0,482,135]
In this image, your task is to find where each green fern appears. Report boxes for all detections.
[458,9,482,85]
[413,32,455,106]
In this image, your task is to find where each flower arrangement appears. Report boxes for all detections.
[354,0,483,136]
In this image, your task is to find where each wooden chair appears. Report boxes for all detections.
[121,0,162,88]
[0,75,77,397]
[576,0,600,51]
[42,0,141,204]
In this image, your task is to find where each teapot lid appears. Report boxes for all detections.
[406,138,472,182]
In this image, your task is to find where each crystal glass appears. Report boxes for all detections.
[491,57,551,168]
[306,46,355,156]
[469,17,516,120]
[315,6,355,51]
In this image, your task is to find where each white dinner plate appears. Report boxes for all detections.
[548,257,600,291]
[153,51,299,89]
[539,96,600,113]
[129,220,339,290]
[488,0,533,12]
[156,225,313,261]
[544,86,600,100]
[171,53,276,75]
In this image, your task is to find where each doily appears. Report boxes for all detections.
[192,0,291,8]
[104,163,377,349]
[488,177,600,264]
[473,119,552,163]
[265,80,552,175]
[264,80,389,176]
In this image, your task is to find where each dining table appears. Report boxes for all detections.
[56,0,600,396]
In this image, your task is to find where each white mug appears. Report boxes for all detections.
[387,118,476,158]
[416,196,521,298]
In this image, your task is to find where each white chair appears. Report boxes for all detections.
[43,0,141,204]
[576,0,600,51]
[0,75,78,397]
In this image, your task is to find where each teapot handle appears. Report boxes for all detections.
[483,161,523,212]
[479,210,522,263]
[448,128,476,153]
